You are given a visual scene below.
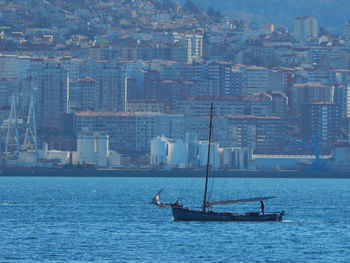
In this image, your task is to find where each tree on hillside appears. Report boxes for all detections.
[162,0,176,10]
[319,26,329,36]
[152,0,176,10]
[207,7,222,23]
[183,0,200,14]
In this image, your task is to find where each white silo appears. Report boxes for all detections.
[198,142,219,170]
[77,132,95,164]
[186,132,198,143]
[245,147,256,170]
[95,132,109,167]
[221,147,233,169]
[167,140,188,168]
[186,132,198,166]
[150,137,167,167]
[245,147,253,162]
[233,148,239,169]
[233,147,245,170]
[239,147,245,169]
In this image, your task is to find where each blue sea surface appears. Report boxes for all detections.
[0,176,349,262]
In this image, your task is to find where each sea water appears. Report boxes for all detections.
[0,176,349,262]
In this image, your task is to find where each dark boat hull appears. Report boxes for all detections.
[172,206,284,222]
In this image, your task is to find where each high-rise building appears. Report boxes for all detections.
[267,91,289,117]
[175,96,273,117]
[294,16,318,41]
[229,68,245,97]
[268,69,286,92]
[145,79,188,110]
[60,57,83,80]
[246,66,269,96]
[172,32,203,64]
[69,77,97,112]
[75,111,136,153]
[135,113,185,152]
[206,61,233,97]
[74,111,184,153]
[291,82,334,114]
[185,115,285,154]
[94,61,127,112]
[0,54,18,79]
[333,85,350,118]
[40,59,69,129]
[192,78,220,97]
[17,56,31,80]
[344,20,350,42]
[0,79,22,107]
[302,102,339,144]
[256,116,286,154]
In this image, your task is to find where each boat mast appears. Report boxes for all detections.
[202,102,213,212]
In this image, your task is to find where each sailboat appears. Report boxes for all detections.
[171,102,285,222]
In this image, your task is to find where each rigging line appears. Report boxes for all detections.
[152,173,175,202]
[208,169,215,206]
[178,176,191,202]
[202,102,214,212]
[158,176,171,191]
[207,137,214,203]
[243,173,258,198]
[207,111,218,205]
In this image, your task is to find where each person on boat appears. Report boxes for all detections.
[260,200,265,215]
[172,200,182,207]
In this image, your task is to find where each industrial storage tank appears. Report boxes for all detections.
[150,137,167,168]
[244,147,255,169]
[186,132,198,166]
[77,132,95,164]
[245,147,253,162]
[167,140,188,168]
[198,142,219,170]
[220,147,233,169]
[95,132,109,167]
[186,132,198,143]
[233,147,245,170]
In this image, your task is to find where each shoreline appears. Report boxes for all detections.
[1,167,350,178]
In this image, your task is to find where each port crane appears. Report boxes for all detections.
[259,125,330,170]
[4,93,38,166]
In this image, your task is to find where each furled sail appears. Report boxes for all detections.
[150,189,172,207]
[206,196,276,208]
[151,189,163,205]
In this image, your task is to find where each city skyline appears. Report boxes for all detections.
[0,0,349,170]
